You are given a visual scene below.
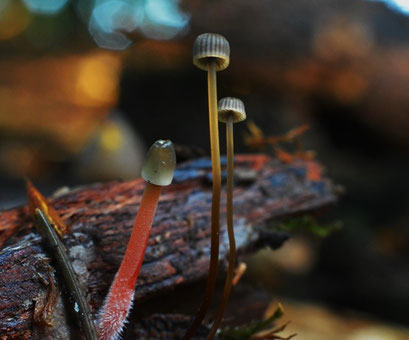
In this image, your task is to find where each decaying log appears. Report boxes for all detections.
[0,155,337,339]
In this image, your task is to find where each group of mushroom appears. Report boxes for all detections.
[97,33,246,340]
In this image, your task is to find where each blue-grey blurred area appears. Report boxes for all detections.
[0,0,409,336]
[87,0,189,50]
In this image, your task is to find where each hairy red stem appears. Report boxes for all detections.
[97,183,162,340]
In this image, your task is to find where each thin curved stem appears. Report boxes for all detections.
[184,63,221,339]
[207,115,236,339]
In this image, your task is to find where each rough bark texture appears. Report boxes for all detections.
[0,155,337,339]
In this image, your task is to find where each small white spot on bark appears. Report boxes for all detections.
[74,302,79,313]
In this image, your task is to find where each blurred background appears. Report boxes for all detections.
[0,0,408,338]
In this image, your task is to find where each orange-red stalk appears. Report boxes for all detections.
[97,183,162,340]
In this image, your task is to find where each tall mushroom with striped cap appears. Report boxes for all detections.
[97,140,176,340]
[184,33,230,340]
[208,97,246,339]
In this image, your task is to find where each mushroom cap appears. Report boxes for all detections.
[142,140,176,186]
[193,33,230,71]
[218,97,246,123]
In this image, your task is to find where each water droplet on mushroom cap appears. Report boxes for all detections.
[142,140,176,186]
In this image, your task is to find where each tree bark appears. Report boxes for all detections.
[0,155,337,339]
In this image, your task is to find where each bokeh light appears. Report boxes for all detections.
[0,1,31,40]
[372,0,409,14]
[141,0,190,40]
[22,0,69,15]
[89,0,137,50]
[73,53,121,107]
[88,0,190,50]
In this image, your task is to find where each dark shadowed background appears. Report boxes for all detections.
[0,0,408,338]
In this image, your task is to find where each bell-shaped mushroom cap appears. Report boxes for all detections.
[193,33,230,71]
[142,140,176,186]
[218,97,246,123]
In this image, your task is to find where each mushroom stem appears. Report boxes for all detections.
[114,183,162,290]
[186,33,230,339]
[97,183,162,340]
[208,62,222,295]
[208,115,235,339]
[184,61,222,340]
[208,97,246,338]
[97,139,175,340]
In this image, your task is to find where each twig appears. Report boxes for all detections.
[34,209,98,340]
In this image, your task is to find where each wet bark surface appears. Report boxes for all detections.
[0,155,337,339]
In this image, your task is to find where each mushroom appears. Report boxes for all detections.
[184,33,230,339]
[96,140,176,340]
[208,97,246,339]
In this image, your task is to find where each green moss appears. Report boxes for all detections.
[273,216,342,237]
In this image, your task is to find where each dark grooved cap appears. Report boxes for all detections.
[218,97,246,123]
[193,33,230,71]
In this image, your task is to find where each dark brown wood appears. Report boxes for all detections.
[0,155,337,339]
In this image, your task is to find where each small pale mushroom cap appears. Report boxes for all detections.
[193,33,230,71]
[218,97,246,123]
[142,140,176,186]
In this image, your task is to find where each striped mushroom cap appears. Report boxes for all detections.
[218,97,246,123]
[142,140,176,186]
[193,33,230,71]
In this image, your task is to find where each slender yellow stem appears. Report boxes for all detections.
[184,63,221,339]
[207,115,236,339]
